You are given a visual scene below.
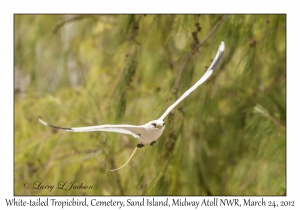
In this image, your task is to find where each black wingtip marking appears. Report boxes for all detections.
[47,124,72,131]
[210,50,224,71]
[39,118,72,131]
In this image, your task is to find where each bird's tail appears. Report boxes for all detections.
[107,147,138,172]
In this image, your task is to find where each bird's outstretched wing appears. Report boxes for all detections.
[158,41,225,121]
[39,118,144,138]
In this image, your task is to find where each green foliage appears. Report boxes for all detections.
[14,14,286,195]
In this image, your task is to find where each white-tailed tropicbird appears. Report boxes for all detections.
[39,41,225,171]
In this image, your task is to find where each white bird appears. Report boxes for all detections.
[39,41,225,171]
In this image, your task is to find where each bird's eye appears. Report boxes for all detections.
[163,123,165,126]
[151,123,157,127]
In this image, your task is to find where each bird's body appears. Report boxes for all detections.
[39,41,225,171]
[137,120,166,144]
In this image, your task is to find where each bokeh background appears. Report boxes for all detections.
[14,14,286,195]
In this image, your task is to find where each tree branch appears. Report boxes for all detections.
[53,15,93,34]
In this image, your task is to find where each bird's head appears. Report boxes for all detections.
[149,120,165,129]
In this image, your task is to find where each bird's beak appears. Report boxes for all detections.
[157,124,163,129]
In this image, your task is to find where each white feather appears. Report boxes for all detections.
[158,41,225,121]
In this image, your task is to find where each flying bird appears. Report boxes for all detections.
[39,41,225,171]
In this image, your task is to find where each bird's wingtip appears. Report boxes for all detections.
[39,118,48,126]
[220,41,225,51]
